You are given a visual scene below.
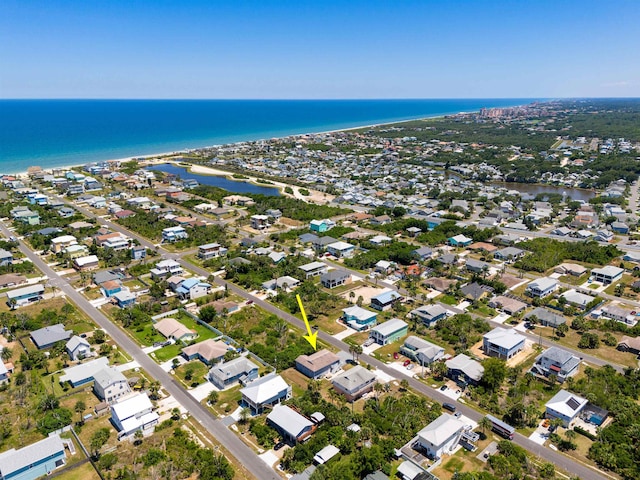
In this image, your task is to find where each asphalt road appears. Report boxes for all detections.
[36,197,614,479]
[0,220,278,480]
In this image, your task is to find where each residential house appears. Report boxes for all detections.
[326,241,355,258]
[611,221,629,234]
[176,278,211,300]
[262,276,300,291]
[30,323,72,349]
[150,259,183,280]
[590,266,624,285]
[617,335,640,355]
[601,304,636,325]
[93,366,132,404]
[545,390,588,428]
[331,365,377,402]
[313,445,340,465]
[493,247,525,262]
[369,235,392,246]
[531,347,580,382]
[526,277,558,298]
[73,254,100,271]
[415,413,466,460]
[101,280,122,298]
[412,246,433,261]
[309,219,335,233]
[182,339,230,365]
[154,318,198,343]
[460,282,492,301]
[554,263,588,276]
[241,373,292,413]
[131,245,146,260]
[369,215,392,226]
[424,277,456,293]
[162,226,188,242]
[447,234,473,247]
[321,270,351,289]
[50,235,78,253]
[13,209,40,225]
[209,357,260,389]
[525,307,566,328]
[369,318,408,345]
[59,357,110,387]
[400,336,445,365]
[65,335,91,361]
[594,230,614,243]
[487,296,527,315]
[6,284,45,308]
[250,214,270,230]
[111,393,159,438]
[483,327,525,360]
[342,305,377,331]
[312,236,337,252]
[266,404,315,444]
[370,290,401,311]
[560,289,595,309]
[374,260,396,274]
[409,304,450,327]
[295,349,342,379]
[465,258,490,274]
[0,249,12,267]
[0,434,66,480]
[96,232,130,251]
[299,261,328,279]
[268,251,286,264]
[198,243,228,260]
[445,354,484,386]
[113,290,136,308]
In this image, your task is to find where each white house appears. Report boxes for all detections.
[111,393,159,438]
[93,366,132,404]
[545,389,588,427]
[526,277,558,298]
[415,413,466,459]
[65,335,91,361]
[240,373,292,414]
[483,327,525,360]
[590,266,624,285]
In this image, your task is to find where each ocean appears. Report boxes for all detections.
[0,99,532,174]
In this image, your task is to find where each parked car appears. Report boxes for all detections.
[274,442,285,451]
[440,385,448,391]
[443,402,457,412]
[403,359,411,367]
[393,352,399,359]
[407,363,415,370]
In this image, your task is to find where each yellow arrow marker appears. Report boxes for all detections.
[296,294,318,351]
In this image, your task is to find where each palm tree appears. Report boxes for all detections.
[349,291,355,304]
[479,416,492,436]
[207,390,219,406]
[239,407,251,425]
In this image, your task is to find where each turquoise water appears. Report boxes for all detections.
[147,164,280,196]
[0,99,534,174]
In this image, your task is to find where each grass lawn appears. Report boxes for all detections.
[173,312,218,341]
[211,385,242,416]
[152,343,183,362]
[370,338,406,362]
[129,322,164,346]
[468,305,498,318]
[440,295,458,305]
[280,367,310,398]
[309,314,345,335]
[558,273,589,286]
[174,361,209,388]
[55,461,101,480]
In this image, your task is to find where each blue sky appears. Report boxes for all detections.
[1,0,638,99]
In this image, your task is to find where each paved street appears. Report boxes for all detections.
[0,220,278,480]
[15,196,615,479]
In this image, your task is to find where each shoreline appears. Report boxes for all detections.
[3,102,529,178]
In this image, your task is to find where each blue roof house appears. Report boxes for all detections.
[176,278,211,300]
[370,290,401,311]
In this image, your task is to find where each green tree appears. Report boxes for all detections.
[482,358,507,391]
[90,428,111,458]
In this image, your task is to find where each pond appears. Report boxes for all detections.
[147,164,280,196]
